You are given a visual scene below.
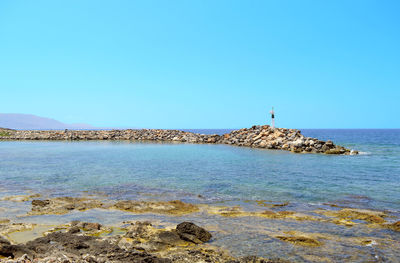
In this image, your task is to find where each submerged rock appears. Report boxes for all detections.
[0,194,40,202]
[387,221,400,232]
[30,197,104,215]
[27,197,200,217]
[111,200,199,215]
[325,208,387,224]
[276,235,322,247]
[208,206,321,222]
[275,231,323,247]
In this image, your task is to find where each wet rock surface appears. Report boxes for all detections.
[1,197,400,262]
[318,208,388,224]
[11,196,399,234]
[386,221,400,232]
[29,197,104,215]
[2,231,172,262]
[0,125,357,155]
[111,200,199,215]
[0,221,278,263]
[0,236,32,259]
[28,197,199,216]
[275,234,322,247]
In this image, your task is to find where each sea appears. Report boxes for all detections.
[0,129,399,262]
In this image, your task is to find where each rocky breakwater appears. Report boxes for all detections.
[0,126,357,155]
[219,126,358,155]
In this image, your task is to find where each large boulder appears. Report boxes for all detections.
[176,222,212,244]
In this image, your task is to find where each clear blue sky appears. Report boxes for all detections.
[0,0,399,129]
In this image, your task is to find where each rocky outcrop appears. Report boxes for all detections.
[1,231,172,262]
[0,128,13,137]
[0,221,284,263]
[28,198,199,216]
[0,125,357,155]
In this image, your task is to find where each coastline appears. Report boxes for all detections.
[0,215,276,263]
[2,128,399,262]
[0,192,399,262]
[0,125,357,155]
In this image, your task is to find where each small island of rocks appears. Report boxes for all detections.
[0,126,357,155]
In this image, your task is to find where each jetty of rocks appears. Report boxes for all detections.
[0,126,357,154]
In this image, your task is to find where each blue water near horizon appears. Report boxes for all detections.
[0,129,399,213]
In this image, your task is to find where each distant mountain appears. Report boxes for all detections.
[0,113,96,130]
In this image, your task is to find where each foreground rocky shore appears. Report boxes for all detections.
[0,126,357,155]
[1,194,399,262]
[0,219,287,263]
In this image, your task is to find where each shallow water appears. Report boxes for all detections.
[0,129,399,262]
[1,129,399,211]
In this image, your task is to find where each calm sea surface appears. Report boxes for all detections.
[0,129,399,262]
[0,129,399,211]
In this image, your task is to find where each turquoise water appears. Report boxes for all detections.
[0,129,399,211]
[1,129,400,262]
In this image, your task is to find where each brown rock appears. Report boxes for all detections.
[276,235,322,247]
[32,199,50,207]
[0,236,34,258]
[387,221,400,232]
[82,222,101,230]
[68,226,81,234]
[158,231,182,245]
[176,222,212,243]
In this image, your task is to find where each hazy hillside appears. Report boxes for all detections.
[0,113,95,130]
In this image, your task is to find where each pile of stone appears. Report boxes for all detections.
[217,126,357,154]
[0,125,357,155]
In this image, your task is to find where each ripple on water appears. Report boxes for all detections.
[0,130,399,262]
